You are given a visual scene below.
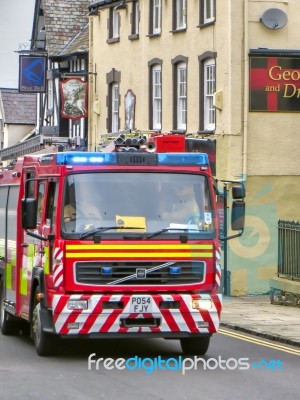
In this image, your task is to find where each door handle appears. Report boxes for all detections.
[21,243,29,248]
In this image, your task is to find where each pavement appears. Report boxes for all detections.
[220,295,300,347]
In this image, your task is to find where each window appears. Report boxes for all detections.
[37,183,45,223]
[172,56,188,131]
[204,59,216,131]
[108,7,120,42]
[199,53,216,132]
[173,0,186,30]
[149,0,161,35]
[200,0,215,25]
[111,83,119,132]
[152,65,162,129]
[177,62,187,130]
[129,1,139,39]
[149,59,163,130]
[106,69,121,133]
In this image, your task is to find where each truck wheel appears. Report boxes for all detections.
[180,336,210,355]
[0,279,19,335]
[31,287,54,356]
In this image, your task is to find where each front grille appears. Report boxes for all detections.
[75,261,205,285]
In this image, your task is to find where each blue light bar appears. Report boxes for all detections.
[157,153,209,166]
[56,152,117,165]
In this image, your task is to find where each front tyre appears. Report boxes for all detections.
[180,336,210,355]
[31,287,55,356]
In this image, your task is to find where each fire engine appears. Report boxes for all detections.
[0,132,245,356]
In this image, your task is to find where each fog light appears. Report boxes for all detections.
[192,299,212,310]
[197,321,209,328]
[67,300,88,310]
[68,322,80,329]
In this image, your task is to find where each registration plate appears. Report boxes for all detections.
[130,296,153,313]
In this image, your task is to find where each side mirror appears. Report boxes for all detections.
[232,185,245,200]
[22,198,38,229]
[231,200,245,231]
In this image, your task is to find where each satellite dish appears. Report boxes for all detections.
[260,8,288,30]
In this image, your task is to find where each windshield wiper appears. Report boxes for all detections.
[79,226,144,239]
[146,227,200,239]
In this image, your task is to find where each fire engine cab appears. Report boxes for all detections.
[0,132,245,356]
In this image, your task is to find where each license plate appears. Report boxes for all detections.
[130,296,153,313]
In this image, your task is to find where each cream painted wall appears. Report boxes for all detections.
[88,1,300,294]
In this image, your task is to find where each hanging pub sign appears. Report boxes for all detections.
[19,55,47,93]
[250,56,300,112]
[60,78,88,121]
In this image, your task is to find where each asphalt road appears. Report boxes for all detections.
[0,329,299,400]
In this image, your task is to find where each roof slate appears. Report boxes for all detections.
[59,22,89,56]
[43,0,91,56]
[0,89,37,125]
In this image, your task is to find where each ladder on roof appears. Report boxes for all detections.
[0,135,80,161]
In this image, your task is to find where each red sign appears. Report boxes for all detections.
[60,78,88,120]
[250,57,300,112]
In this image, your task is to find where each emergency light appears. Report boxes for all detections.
[55,151,209,167]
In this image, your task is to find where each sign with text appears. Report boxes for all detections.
[19,55,47,93]
[249,56,300,112]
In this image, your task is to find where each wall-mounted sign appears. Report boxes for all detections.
[19,55,47,93]
[250,57,300,112]
[60,78,88,121]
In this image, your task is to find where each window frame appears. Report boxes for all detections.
[199,52,216,133]
[171,56,188,132]
[107,7,120,43]
[111,82,120,133]
[106,69,121,133]
[152,65,162,130]
[177,62,187,130]
[173,0,187,31]
[149,0,161,36]
[129,1,140,39]
[200,0,216,26]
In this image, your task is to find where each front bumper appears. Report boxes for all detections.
[52,293,222,337]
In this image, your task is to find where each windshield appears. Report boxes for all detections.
[61,172,215,238]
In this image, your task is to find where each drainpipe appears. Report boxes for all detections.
[242,0,249,181]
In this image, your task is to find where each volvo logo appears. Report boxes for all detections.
[136,268,147,279]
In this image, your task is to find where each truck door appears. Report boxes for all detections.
[19,179,58,317]
[0,185,18,312]
[19,180,45,318]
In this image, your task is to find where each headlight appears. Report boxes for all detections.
[192,299,212,310]
[67,300,88,310]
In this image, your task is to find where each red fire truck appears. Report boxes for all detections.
[0,133,245,356]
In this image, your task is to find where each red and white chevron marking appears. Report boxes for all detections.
[53,247,64,288]
[52,293,222,336]
[215,249,222,288]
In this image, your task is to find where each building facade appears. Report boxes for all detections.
[0,88,36,152]
[87,0,299,294]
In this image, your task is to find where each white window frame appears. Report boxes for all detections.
[177,62,187,130]
[204,59,216,131]
[176,0,186,29]
[133,2,139,35]
[153,0,161,34]
[111,83,119,132]
[204,0,215,24]
[152,65,162,130]
[112,9,120,38]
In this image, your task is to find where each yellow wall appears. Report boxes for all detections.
[89,1,300,294]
